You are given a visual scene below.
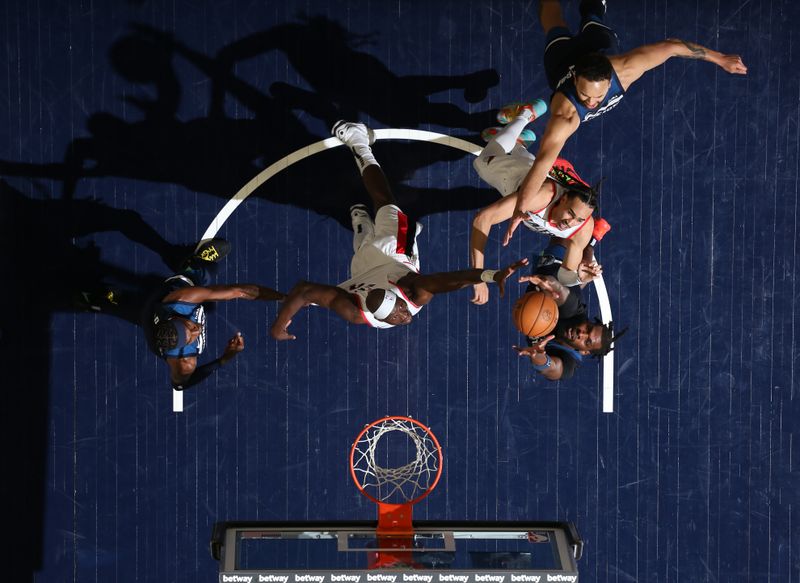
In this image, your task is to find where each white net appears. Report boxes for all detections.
[351,417,441,504]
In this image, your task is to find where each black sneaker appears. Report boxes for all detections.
[193,238,231,263]
[73,289,118,312]
[579,0,607,20]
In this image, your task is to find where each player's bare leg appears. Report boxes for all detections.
[360,165,395,212]
[539,0,568,34]
[332,120,394,212]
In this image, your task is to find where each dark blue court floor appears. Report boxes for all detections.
[1,1,798,582]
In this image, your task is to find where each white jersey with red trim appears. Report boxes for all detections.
[337,262,423,329]
[523,181,590,239]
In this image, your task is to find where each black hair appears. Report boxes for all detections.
[154,320,179,353]
[573,52,613,82]
[549,163,603,210]
[591,318,629,358]
[564,183,600,209]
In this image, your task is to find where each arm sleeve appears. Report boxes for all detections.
[172,358,223,391]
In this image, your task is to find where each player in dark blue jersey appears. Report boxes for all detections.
[78,238,285,390]
[511,226,625,381]
[146,239,285,391]
[502,0,747,245]
[513,268,625,381]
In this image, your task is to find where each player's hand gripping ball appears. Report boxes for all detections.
[512,291,559,337]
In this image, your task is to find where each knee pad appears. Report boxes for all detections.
[557,266,583,287]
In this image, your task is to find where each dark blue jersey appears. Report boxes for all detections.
[149,275,207,359]
[555,66,625,123]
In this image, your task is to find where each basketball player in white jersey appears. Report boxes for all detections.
[470,106,602,304]
[270,121,529,340]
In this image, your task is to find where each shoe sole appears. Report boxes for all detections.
[193,238,231,263]
[497,99,548,124]
[332,120,376,145]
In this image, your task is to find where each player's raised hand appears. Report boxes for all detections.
[718,53,747,74]
[220,332,245,363]
[518,274,562,302]
[494,258,529,297]
[502,211,527,246]
[270,319,296,341]
[578,261,603,282]
[512,335,555,363]
[471,282,490,305]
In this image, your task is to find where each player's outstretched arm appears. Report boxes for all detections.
[613,39,747,89]
[164,284,286,304]
[504,113,577,246]
[470,195,520,305]
[513,337,564,381]
[219,332,245,364]
[168,333,245,391]
[408,258,529,305]
[545,223,603,287]
[270,281,364,340]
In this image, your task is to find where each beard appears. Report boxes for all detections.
[553,313,588,345]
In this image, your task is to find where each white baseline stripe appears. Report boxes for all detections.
[175,129,615,413]
[593,274,614,413]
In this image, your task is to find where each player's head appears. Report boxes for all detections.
[573,52,613,109]
[367,289,413,326]
[549,186,597,231]
[555,316,627,357]
[154,317,202,354]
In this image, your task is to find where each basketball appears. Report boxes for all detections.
[512,291,559,338]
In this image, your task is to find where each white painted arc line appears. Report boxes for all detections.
[177,129,615,413]
[593,274,614,413]
[199,131,481,241]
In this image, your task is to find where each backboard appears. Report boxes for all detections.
[210,418,583,581]
[210,520,583,583]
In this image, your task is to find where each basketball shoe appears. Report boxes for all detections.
[350,203,372,223]
[496,99,548,125]
[73,289,119,312]
[192,238,231,263]
[580,0,607,19]
[332,120,376,149]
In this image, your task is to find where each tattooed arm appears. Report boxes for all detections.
[610,39,747,89]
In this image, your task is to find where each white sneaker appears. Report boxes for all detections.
[332,120,376,148]
[350,203,372,223]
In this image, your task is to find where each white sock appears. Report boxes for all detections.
[351,145,379,174]
[492,114,532,154]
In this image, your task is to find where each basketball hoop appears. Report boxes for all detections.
[349,416,443,568]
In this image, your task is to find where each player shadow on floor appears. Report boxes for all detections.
[0,179,194,576]
[0,21,498,225]
[205,14,500,131]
